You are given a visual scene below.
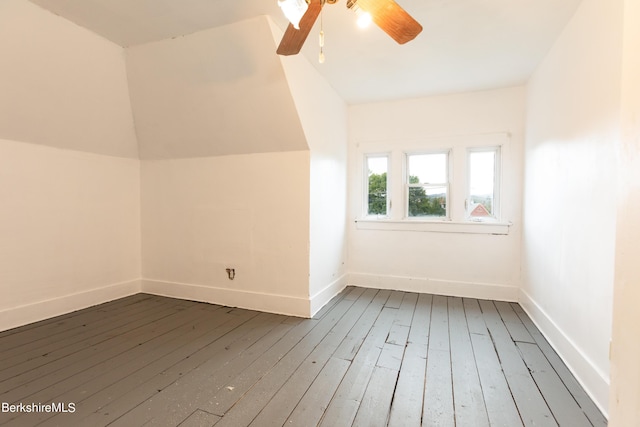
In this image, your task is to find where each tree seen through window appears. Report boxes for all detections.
[368,173,446,217]
[367,172,387,215]
[407,175,446,217]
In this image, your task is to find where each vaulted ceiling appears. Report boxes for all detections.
[29,0,583,104]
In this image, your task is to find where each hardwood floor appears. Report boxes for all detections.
[0,288,606,427]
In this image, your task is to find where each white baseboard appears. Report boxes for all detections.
[519,290,610,418]
[141,279,311,318]
[309,274,348,316]
[348,272,519,302]
[0,279,141,332]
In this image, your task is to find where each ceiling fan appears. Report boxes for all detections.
[276,0,423,56]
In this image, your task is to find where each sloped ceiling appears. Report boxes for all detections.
[28,0,281,48]
[126,16,308,159]
[0,0,139,158]
[28,0,583,104]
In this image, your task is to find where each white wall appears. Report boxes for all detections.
[140,152,311,316]
[347,87,525,300]
[522,0,623,414]
[135,18,349,318]
[0,0,141,331]
[0,141,141,330]
[609,0,640,424]
[127,16,315,316]
[271,19,349,315]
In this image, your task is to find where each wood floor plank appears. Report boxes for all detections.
[332,289,389,362]
[0,293,153,340]
[517,342,592,427]
[0,298,180,374]
[0,290,607,427]
[177,409,220,427]
[385,291,404,309]
[246,288,377,427]
[0,295,165,358]
[209,292,361,427]
[5,305,239,426]
[387,340,427,427]
[355,300,410,427]
[106,312,289,427]
[318,303,397,427]
[479,300,557,427]
[201,317,322,416]
[170,316,300,425]
[387,293,432,427]
[313,286,355,320]
[79,309,265,427]
[0,303,197,402]
[511,303,607,427]
[377,341,405,371]
[494,301,535,344]
[423,295,454,427]
[464,299,523,427]
[448,297,489,427]
[395,292,419,327]
[352,366,398,427]
[40,308,261,426]
[285,357,351,427]
[386,292,416,346]
[462,297,488,336]
[409,293,433,344]
[201,288,368,421]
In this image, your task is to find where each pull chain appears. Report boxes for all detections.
[319,1,325,63]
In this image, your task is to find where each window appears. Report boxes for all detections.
[467,147,500,221]
[406,152,449,218]
[365,154,389,217]
[357,134,509,233]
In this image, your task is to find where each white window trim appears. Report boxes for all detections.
[363,152,391,219]
[403,149,451,220]
[465,146,502,222]
[355,133,511,234]
[355,218,511,235]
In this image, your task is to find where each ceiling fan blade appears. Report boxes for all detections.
[277,0,323,56]
[356,0,422,44]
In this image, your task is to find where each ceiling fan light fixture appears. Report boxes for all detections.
[346,1,370,29]
[356,10,372,28]
[278,0,309,30]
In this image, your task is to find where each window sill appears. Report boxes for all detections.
[355,219,511,235]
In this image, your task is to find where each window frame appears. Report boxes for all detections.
[363,152,391,219]
[404,150,451,220]
[466,146,501,222]
[355,133,511,235]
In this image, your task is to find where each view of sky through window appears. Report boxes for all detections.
[367,156,387,175]
[408,153,447,184]
[469,150,495,196]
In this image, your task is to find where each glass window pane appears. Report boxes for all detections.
[408,186,447,217]
[469,150,495,217]
[408,153,447,184]
[367,156,388,216]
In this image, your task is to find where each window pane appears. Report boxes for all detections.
[408,153,447,184]
[469,150,496,217]
[367,156,388,216]
[408,186,447,217]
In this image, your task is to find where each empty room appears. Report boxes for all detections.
[0,0,638,425]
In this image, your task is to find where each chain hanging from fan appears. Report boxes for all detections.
[276,0,422,56]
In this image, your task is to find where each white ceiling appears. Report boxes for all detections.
[28,0,582,104]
